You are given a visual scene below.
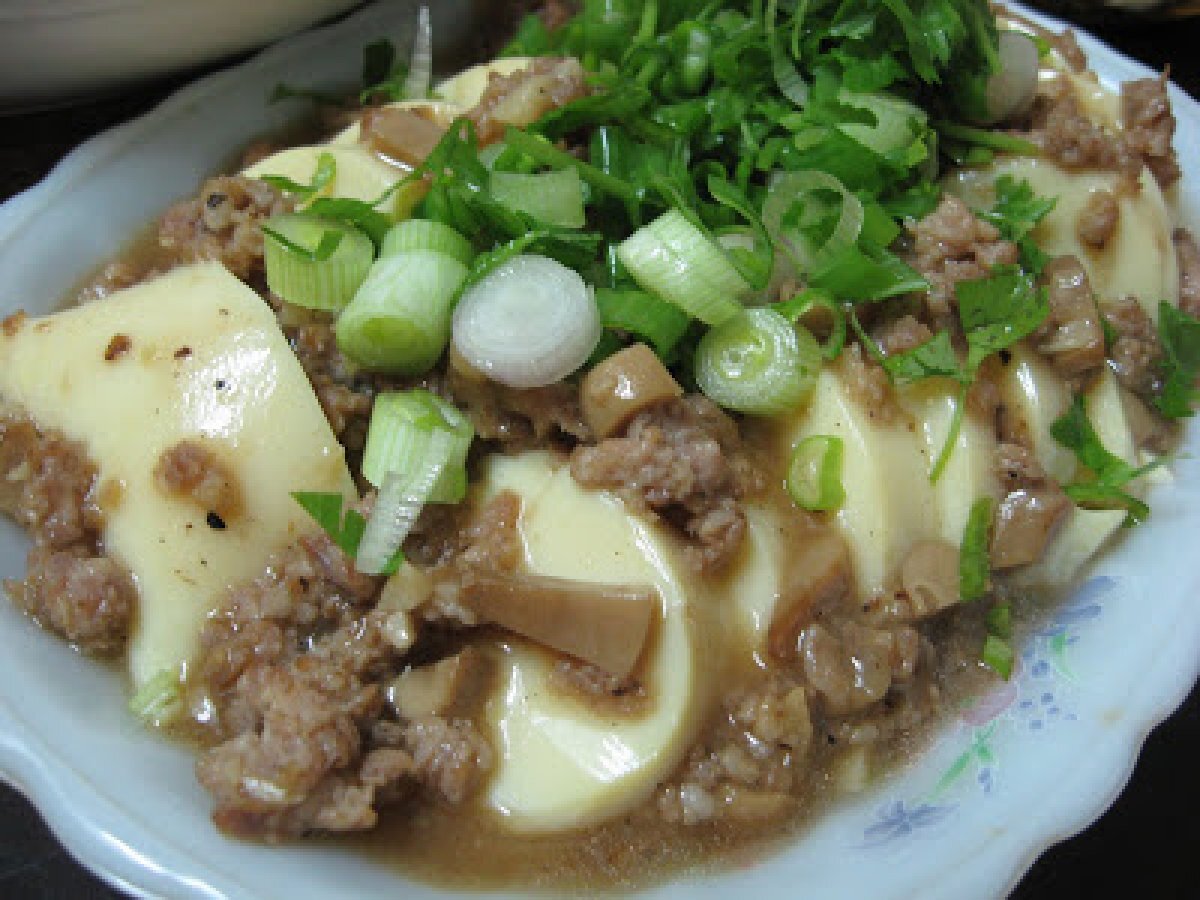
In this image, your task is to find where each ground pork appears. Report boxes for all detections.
[154,440,244,524]
[1076,189,1119,249]
[403,716,493,804]
[1121,74,1181,189]
[14,546,134,652]
[907,194,1019,323]
[991,443,1071,569]
[1103,295,1162,398]
[446,362,591,448]
[836,343,896,423]
[1175,228,1200,319]
[570,396,758,571]
[158,175,292,282]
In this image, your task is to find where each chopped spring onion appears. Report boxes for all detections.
[787,435,845,511]
[380,219,474,266]
[763,171,865,275]
[774,287,847,361]
[490,168,587,229]
[362,390,473,503]
[694,307,820,416]
[452,254,602,388]
[594,288,692,358]
[982,634,1015,680]
[336,250,468,374]
[356,428,454,575]
[983,32,1040,125]
[960,496,995,602]
[986,601,1013,640]
[403,5,433,99]
[129,669,182,726]
[616,209,748,325]
[836,90,927,157]
[262,213,374,311]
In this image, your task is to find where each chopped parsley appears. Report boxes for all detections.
[1050,394,1162,525]
[977,175,1057,273]
[1153,301,1200,419]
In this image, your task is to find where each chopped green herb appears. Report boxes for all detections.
[978,175,1057,272]
[1050,394,1163,524]
[958,268,1049,375]
[881,330,968,385]
[960,496,994,602]
[986,600,1012,640]
[259,151,337,200]
[291,491,404,575]
[1153,301,1200,419]
[982,633,1014,679]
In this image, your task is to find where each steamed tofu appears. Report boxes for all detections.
[897,378,1002,546]
[241,141,424,219]
[948,159,1179,321]
[478,452,716,832]
[0,263,355,686]
[778,367,938,597]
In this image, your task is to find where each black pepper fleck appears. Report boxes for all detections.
[206,511,227,530]
[215,378,227,390]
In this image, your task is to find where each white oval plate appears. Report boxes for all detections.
[0,4,1196,898]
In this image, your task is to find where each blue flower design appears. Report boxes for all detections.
[859,801,957,848]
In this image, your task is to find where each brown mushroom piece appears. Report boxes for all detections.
[467,57,588,144]
[579,343,684,440]
[388,647,493,721]
[990,488,1072,569]
[1076,189,1120,249]
[767,530,851,660]
[457,570,657,679]
[899,539,962,619]
[1035,255,1106,377]
[360,106,447,168]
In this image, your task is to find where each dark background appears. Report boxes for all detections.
[0,10,1198,900]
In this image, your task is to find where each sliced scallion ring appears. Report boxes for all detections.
[617,209,748,325]
[452,254,602,389]
[694,307,820,416]
[336,250,468,374]
[355,428,454,576]
[362,390,473,503]
[128,669,182,726]
[786,435,846,511]
[263,213,374,312]
[763,171,865,275]
[380,219,474,265]
[490,168,587,229]
[774,288,847,361]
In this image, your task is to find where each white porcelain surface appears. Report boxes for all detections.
[0,3,1196,898]
[0,0,362,108]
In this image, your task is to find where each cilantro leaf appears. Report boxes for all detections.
[1153,301,1200,419]
[978,175,1057,272]
[259,151,337,201]
[881,330,968,385]
[1050,394,1162,524]
[960,496,994,602]
[957,268,1049,374]
[291,492,404,576]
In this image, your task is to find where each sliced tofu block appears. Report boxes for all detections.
[478,452,714,833]
[898,378,1002,547]
[778,368,938,597]
[241,142,423,219]
[435,57,535,109]
[0,263,355,686]
[997,343,1077,485]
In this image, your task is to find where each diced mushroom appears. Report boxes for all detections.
[767,531,851,660]
[1035,255,1105,377]
[467,57,588,144]
[898,539,962,620]
[990,488,1072,569]
[579,343,684,439]
[457,570,656,679]
[799,621,916,716]
[388,647,492,721]
[360,106,447,168]
[1076,189,1119,249]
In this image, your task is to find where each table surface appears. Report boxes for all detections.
[1,11,1198,900]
